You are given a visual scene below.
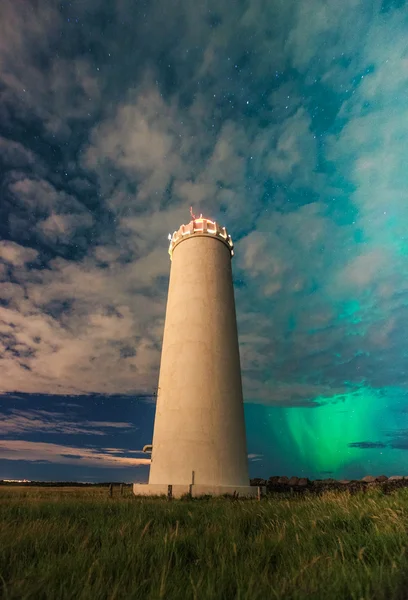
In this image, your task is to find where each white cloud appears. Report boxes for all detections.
[0,440,150,467]
[0,250,165,394]
[0,241,38,266]
[84,83,188,205]
[38,212,94,245]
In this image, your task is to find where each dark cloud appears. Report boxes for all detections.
[0,408,136,436]
[385,429,408,450]
[348,441,387,449]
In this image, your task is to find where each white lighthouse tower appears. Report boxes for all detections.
[133,211,256,498]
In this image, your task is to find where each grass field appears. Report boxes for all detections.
[1,485,408,600]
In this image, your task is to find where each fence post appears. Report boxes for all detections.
[189,470,195,498]
[257,486,261,501]
[167,484,173,501]
[120,484,123,496]
[109,483,113,498]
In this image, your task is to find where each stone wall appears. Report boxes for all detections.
[250,475,408,495]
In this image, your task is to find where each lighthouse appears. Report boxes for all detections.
[133,212,257,498]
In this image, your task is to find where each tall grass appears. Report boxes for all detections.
[1,485,408,599]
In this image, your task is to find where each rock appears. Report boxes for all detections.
[288,476,299,486]
[260,475,408,496]
[297,478,310,487]
[250,478,267,486]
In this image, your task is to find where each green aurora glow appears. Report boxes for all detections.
[246,387,408,479]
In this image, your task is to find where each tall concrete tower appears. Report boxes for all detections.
[133,213,256,498]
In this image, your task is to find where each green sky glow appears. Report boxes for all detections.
[246,387,408,480]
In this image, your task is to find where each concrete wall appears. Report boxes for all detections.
[148,233,249,487]
[133,483,261,498]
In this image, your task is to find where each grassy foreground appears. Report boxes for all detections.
[1,486,408,599]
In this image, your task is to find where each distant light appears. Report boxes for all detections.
[3,479,31,483]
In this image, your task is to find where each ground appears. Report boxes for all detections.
[1,484,408,599]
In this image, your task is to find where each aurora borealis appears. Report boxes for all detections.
[2,0,408,482]
[246,387,408,480]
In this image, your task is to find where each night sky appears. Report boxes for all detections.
[1,0,408,483]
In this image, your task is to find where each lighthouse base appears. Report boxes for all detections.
[133,483,263,499]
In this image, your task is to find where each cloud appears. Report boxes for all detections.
[0,408,136,436]
[0,245,164,394]
[37,212,94,246]
[0,0,408,410]
[348,441,387,449]
[0,1,100,138]
[84,83,187,204]
[386,430,408,450]
[248,453,263,462]
[0,135,38,168]
[0,440,150,467]
[0,241,38,266]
